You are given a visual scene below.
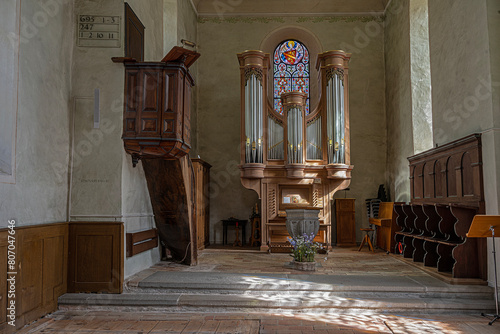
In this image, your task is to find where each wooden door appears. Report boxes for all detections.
[336,199,356,247]
[193,159,211,250]
[124,3,144,61]
[68,222,123,293]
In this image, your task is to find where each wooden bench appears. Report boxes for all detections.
[126,228,158,257]
[369,202,399,253]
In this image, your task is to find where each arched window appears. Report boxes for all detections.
[273,40,310,115]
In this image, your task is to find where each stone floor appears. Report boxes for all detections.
[20,247,500,333]
[18,309,500,333]
[127,246,427,284]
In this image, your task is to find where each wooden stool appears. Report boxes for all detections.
[233,222,242,247]
[249,216,261,247]
[358,228,374,252]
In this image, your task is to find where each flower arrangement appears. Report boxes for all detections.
[287,232,322,262]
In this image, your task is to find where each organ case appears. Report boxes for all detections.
[237,49,354,251]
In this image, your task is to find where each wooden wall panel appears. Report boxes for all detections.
[124,3,144,62]
[423,163,434,199]
[0,223,68,333]
[434,159,445,198]
[68,222,124,294]
[447,156,458,197]
[336,199,356,247]
[0,233,7,326]
[43,236,66,306]
[18,238,43,316]
[408,134,483,207]
[193,159,211,250]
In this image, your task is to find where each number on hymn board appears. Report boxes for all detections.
[80,16,95,22]
[80,23,94,30]
[78,15,120,47]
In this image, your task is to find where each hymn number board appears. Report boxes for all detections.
[78,15,120,48]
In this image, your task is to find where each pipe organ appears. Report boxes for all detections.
[238,48,353,251]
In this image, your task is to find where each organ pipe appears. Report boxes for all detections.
[306,116,322,160]
[268,116,284,160]
[287,106,303,164]
[327,70,345,164]
[245,72,263,163]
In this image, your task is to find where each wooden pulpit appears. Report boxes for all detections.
[117,47,200,265]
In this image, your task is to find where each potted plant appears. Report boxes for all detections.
[287,232,322,271]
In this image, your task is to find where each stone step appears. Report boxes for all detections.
[126,286,493,300]
[128,271,494,300]
[58,292,497,314]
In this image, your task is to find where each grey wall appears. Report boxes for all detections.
[429,0,493,144]
[428,0,500,290]
[197,16,387,243]
[384,0,412,204]
[0,0,18,179]
[0,0,73,227]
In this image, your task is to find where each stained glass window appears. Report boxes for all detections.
[273,40,310,115]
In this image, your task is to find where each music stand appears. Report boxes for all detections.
[467,215,500,325]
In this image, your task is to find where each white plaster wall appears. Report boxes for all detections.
[0,0,73,227]
[487,0,500,128]
[126,0,164,61]
[385,0,412,203]
[0,0,19,180]
[197,17,387,244]
[409,0,433,154]
[428,0,500,290]
[429,0,493,145]
[163,0,178,54]
[485,0,500,292]
[70,0,124,220]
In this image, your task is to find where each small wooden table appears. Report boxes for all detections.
[222,218,247,246]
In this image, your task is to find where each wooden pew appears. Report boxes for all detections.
[369,202,400,253]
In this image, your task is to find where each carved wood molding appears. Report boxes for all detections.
[408,134,484,209]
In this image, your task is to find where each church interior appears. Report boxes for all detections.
[1,0,500,332]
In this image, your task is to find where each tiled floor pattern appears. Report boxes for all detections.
[18,310,500,333]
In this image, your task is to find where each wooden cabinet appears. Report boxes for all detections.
[335,198,356,247]
[68,222,124,293]
[193,158,211,250]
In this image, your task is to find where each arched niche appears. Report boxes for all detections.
[260,26,323,112]
[446,156,457,197]
[424,162,434,199]
[461,152,474,196]
[414,164,424,199]
[434,159,445,198]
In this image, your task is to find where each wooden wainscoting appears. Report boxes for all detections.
[68,222,124,293]
[0,222,68,333]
